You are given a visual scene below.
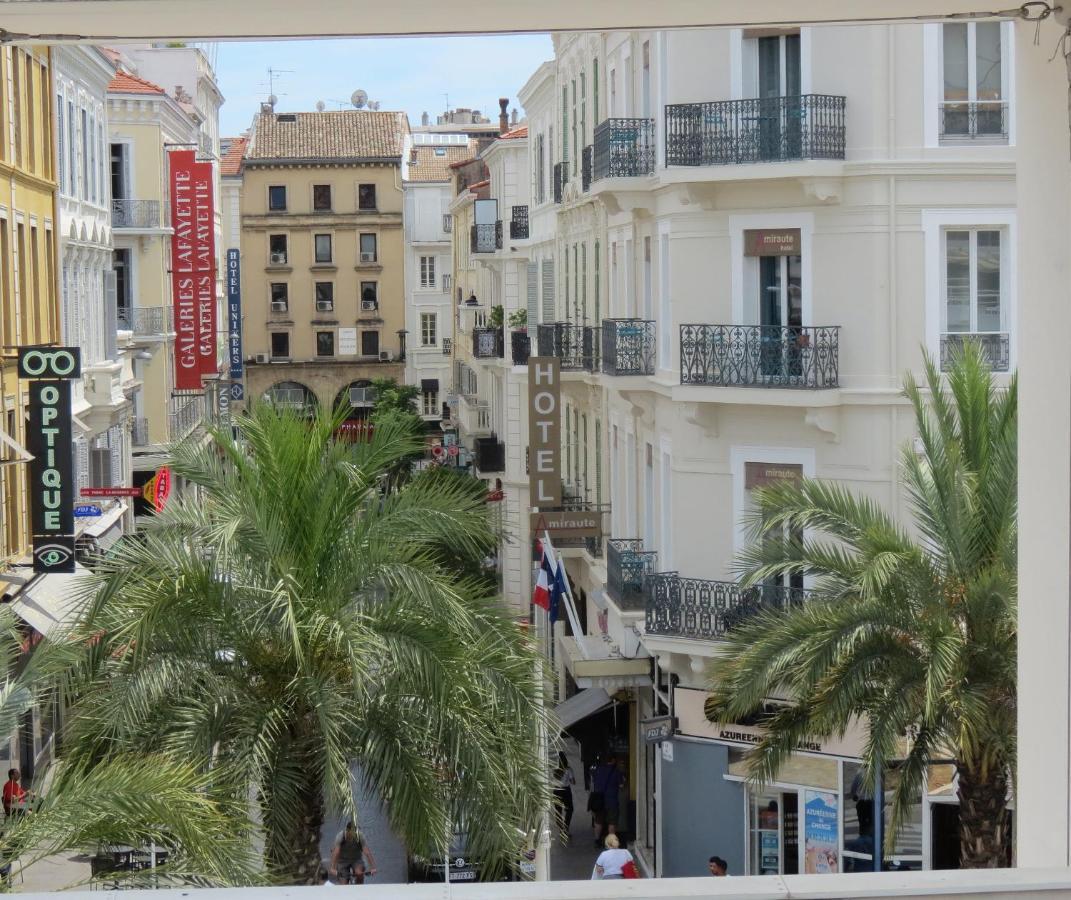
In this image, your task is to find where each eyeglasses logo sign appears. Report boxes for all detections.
[17,347,81,380]
[34,541,74,571]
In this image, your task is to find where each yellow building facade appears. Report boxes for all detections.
[0,46,61,569]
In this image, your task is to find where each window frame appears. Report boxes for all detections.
[419,255,436,289]
[420,311,438,346]
[313,233,333,264]
[315,281,334,311]
[270,282,289,310]
[268,184,287,212]
[422,390,439,417]
[270,331,290,359]
[269,233,289,265]
[316,330,335,357]
[358,183,377,211]
[360,281,378,310]
[312,183,332,212]
[359,232,378,263]
[940,226,1006,335]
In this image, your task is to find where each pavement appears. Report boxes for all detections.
[549,741,600,882]
[17,851,91,892]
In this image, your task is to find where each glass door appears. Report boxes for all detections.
[751,792,782,875]
[757,35,802,160]
[758,254,803,381]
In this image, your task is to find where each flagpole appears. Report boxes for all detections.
[543,531,589,660]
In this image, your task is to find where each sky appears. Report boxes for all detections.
[212,35,554,137]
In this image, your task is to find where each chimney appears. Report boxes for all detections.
[421,111,429,127]
[498,98,509,135]
[511,107,518,126]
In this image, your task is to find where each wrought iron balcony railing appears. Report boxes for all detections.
[593,118,655,181]
[111,198,167,229]
[680,324,840,388]
[553,162,565,203]
[474,436,505,473]
[581,145,593,191]
[470,221,502,253]
[510,205,529,240]
[939,101,1008,142]
[940,332,1010,372]
[607,539,658,611]
[665,95,846,167]
[117,305,172,335]
[536,323,600,372]
[169,396,205,441]
[511,330,531,366]
[646,574,816,640]
[601,319,655,376]
[472,326,504,359]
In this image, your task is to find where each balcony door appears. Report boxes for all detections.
[745,462,804,604]
[745,228,803,381]
[746,32,802,160]
[110,142,130,201]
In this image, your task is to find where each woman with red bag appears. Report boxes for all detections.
[592,833,639,879]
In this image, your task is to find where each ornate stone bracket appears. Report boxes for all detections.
[682,401,719,438]
[801,177,843,204]
[805,406,841,443]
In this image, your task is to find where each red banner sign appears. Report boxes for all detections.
[142,466,172,512]
[169,149,217,388]
[80,487,142,497]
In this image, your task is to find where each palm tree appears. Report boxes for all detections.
[705,342,1017,868]
[59,402,549,884]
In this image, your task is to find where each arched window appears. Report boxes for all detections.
[263,381,318,413]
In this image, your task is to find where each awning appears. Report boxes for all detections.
[10,563,92,639]
[83,501,127,539]
[553,687,612,732]
[558,635,652,690]
[421,378,440,393]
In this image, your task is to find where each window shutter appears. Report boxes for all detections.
[108,426,123,487]
[526,261,538,327]
[541,259,555,324]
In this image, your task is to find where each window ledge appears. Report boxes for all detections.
[310,263,337,272]
[312,318,340,325]
[265,264,292,273]
[354,263,382,272]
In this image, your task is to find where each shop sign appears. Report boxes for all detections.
[226,249,243,380]
[744,228,801,257]
[745,461,804,490]
[529,510,599,538]
[339,328,357,356]
[642,715,677,744]
[527,357,561,508]
[142,467,172,512]
[661,741,674,762]
[803,790,839,874]
[81,487,142,498]
[169,149,217,389]
[74,505,103,518]
[26,380,75,572]
[217,381,231,428]
[17,347,81,380]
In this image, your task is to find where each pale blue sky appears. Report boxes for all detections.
[214,35,553,137]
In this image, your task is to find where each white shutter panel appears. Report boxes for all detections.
[108,426,123,487]
[541,259,555,324]
[526,261,538,327]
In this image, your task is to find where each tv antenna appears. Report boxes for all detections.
[351,89,369,109]
[265,66,294,103]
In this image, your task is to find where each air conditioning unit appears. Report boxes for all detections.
[379,351,391,362]
[271,301,287,312]
[361,299,378,311]
[349,387,374,406]
[361,252,377,263]
[316,300,333,312]
[255,353,269,364]
[270,252,287,265]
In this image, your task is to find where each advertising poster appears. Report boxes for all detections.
[804,789,839,874]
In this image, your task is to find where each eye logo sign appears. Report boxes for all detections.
[17,347,81,380]
[34,542,74,570]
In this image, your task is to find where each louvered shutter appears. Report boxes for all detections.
[526,262,538,327]
[541,259,554,324]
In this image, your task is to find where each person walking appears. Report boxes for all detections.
[552,765,576,839]
[708,855,729,876]
[329,821,377,884]
[588,754,622,846]
[592,833,634,879]
[2,769,27,818]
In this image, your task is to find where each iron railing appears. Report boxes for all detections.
[117,305,172,334]
[680,324,840,388]
[593,118,655,180]
[608,539,659,611]
[646,574,816,640]
[111,198,167,229]
[169,396,205,441]
[474,436,505,473]
[601,319,656,376]
[939,101,1008,141]
[511,330,531,366]
[553,162,565,203]
[472,326,504,359]
[470,222,502,253]
[940,332,1010,372]
[130,417,150,447]
[536,323,600,371]
[581,144,593,191]
[510,206,529,240]
[665,95,846,166]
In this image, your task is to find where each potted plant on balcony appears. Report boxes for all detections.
[489,305,505,331]
[508,309,527,334]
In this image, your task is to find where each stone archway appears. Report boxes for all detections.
[333,380,376,420]
[263,380,318,415]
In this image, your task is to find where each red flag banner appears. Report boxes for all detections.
[192,158,217,377]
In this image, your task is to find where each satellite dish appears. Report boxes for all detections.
[268,94,278,108]
[315,100,325,112]
[351,89,368,109]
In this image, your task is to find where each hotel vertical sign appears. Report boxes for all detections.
[18,347,81,573]
[169,149,217,389]
[527,356,561,508]
[226,248,243,396]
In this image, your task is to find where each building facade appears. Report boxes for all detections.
[239,108,409,416]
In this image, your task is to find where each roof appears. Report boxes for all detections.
[406,141,478,183]
[219,136,247,176]
[468,179,490,190]
[107,70,166,96]
[246,110,409,163]
[500,125,528,139]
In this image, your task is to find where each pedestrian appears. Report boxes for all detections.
[329,821,377,884]
[708,855,729,876]
[553,765,576,839]
[850,768,874,836]
[2,769,27,817]
[592,833,635,879]
[588,754,618,846]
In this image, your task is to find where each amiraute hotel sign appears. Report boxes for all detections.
[527,357,561,508]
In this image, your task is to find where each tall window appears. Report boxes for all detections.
[361,330,380,357]
[359,233,377,262]
[422,390,439,417]
[571,79,578,170]
[561,85,569,173]
[80,108,88,199]
[536,134,546,203]
[594,240,601,322]
[57,99,65,193]
[316,331,335,357]
[593,58,599,124]
[268,185,287,211]
[943,228,1003,336]
[269,234,288,265]
[312,184,332,211]
[314,233,332,263]
[315,281,334,311]
[942,22,1005,139]
[361,281,378,310]
[270,282,289,310]
[358,184,377,210]
[420,255,436,288]
[270,332,290,358]
[421,312,437,346]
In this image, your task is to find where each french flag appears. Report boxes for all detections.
[532,540,561,625]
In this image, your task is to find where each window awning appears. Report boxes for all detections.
[10,563,92,639]
[553,687,613,732]
[558,636,652,691]
[83,502,127,539]
[421,378,440,393]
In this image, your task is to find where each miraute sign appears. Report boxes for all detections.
[527,357,561,508]
[18,347,80,573]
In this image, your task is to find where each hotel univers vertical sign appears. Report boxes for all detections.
[18,347,81,573]
[169,149,217,389]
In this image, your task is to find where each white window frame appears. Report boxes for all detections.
[940,227,1007,335]
[313,233,333,264]
[422,390,439,417]
[922,207,1017,371]
[420,255,436,289]
[420,312,438,346]
[729,211,814,327]
[730,27,812,100]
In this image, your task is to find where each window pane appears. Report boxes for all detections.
[976,230,1002,331]
[271,283,288,304]
[358,184,376,209]
[976,22,1002,101]
[271,332,289,356]
[268,185,286,210]
[270,234,287,263]
[317,331,334,356]
[361,282,378,306]
[360,233,377,260]
[945,230,970,332]
[315,234,332,262]
[315,282,333,304]
[313,184,331,210]
[943,24,969,101]
[361,331,380,356]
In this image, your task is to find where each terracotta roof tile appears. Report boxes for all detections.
[219,136,247,176]
[501,125,528,139]
[246,110,408,162]
[107,71,166,96]
[406,141,479,183]
[468,179,490,190]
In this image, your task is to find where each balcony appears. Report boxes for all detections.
[581,144,593,191]
[471,325,504,359]
[509,205,529,240]
[601,318,655,376]
[680,324,840,389]
[117,305,172,335]
[536,322,599,372]
[111,198,167,230]
[665,95,846,167]
[473,436,505,473]
[607,538,658,611]
[458,394,492,436]
[470,221,502,253]
[940,331,1010,372]
[553,161,565,203]
[169,396,205,441]
[939,100,1008,142]
[646,574,816,640]
[593,118,655,180]
[511,330,531,366]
